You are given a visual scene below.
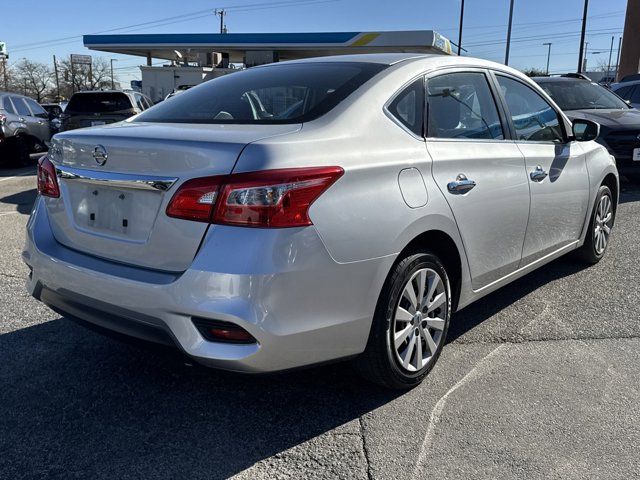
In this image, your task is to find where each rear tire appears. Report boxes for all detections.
[354,251,452,389]
[6,136,31,166]
[575,185,614,264]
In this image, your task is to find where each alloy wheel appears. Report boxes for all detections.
[392,268,447,372]
[594,193,613,255]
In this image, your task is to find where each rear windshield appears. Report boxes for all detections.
[66,92,133,113]
[135,62,387,124]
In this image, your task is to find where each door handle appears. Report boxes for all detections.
[37,120,45,125]
[18,117,25,122]
[530,165,548,182]
[447,174,477,194]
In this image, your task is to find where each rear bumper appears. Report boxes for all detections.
[23,196,393,373]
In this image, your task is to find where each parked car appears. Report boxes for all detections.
[165,84,194,101]
[610,80,640,109]
[0,92,52,165]
[60,90,153,132]
[41,103,66,133]
[534,75,640,182]
[26,54,618,389]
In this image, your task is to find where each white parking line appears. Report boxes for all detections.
[0,171,36,183]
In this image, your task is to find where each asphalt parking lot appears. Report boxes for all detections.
[1,166,639,480]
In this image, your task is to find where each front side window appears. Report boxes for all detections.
[427,72,504,140]
[135,62,387,124]
[25,98,48,118]
[497,75,564,142]
[387,78,424,136]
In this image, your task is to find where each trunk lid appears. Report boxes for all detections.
[47,121,300,271]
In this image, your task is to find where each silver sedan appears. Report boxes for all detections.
[24,53,618,388]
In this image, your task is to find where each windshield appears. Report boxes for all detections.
[135,62,387,124]
[538,80,629,111]
[66,92,133,113]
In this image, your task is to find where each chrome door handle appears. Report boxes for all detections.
[18,117,25,122]
[447,174,477,194]
[37,120,45,125]
[530,165,548,182]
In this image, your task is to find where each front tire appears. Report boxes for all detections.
[355,251,452,389]
[575,185,615,264]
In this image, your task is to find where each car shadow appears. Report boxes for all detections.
[0,188,37,214]
[0,318,402,479]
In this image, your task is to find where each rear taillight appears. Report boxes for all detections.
[37,156,60,198]
[166,176,223,222]
[166,167,343,228]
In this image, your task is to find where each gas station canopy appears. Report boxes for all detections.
[83,30,452,64]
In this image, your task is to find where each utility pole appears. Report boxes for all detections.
[577,0,589,73]
[1,57,7,91]
[457,0,465,56]
[53,55,61,100]
[504,0,515,65]
[214,9,226,34]
[110,59,116,89]
[543,42,552,75]
[616,36,622,79]
[583,41,589,72]
[606,35,614,79]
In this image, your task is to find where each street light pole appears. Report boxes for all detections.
[543,42,552,75]
[110,59,116,89]
[606,35,614,79]
[457,0,465,56]
[577,0,589,73]
[505,0,515,65]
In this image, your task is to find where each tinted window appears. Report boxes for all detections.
[135,62,387,124]
[538,80,628,110]
[387,78,424,136]
[24,98,48,118]
[427,72,504,140]
[497,76,564,142]
[66,92,133,113]
[13,98,32,116]
[2,97,15,115]
[630,86,640,103]
[613,85,633,99]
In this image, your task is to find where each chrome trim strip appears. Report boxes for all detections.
[55,166,178,192]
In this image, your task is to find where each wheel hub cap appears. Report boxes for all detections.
[392,268,447,372]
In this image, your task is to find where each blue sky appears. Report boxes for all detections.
[1,0,628,85]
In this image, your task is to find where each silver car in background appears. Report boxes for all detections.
[24,54,618,389]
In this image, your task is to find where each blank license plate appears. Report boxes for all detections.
[91,121,106,126]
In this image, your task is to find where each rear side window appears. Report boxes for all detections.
[630,86,640,104]
[2,97,15,115]
[13,98,32,116]
[387,78,424,136]
[66,92,133,113]
[496,75,564,142]
[427,72,504,140]
[135,62,387,124]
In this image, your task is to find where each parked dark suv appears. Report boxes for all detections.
[534,75,640,182]
[0,92,52,165]
[60,90,153,132]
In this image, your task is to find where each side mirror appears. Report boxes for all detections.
[572,119,600,142]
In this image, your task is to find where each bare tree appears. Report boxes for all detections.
[59,57,116,96]
[10,59,54,102]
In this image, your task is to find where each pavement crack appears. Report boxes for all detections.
[358,415,374,480]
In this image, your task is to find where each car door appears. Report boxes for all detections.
[494,74,590,265]
[23,97,52,143]
[426,69,530,290]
